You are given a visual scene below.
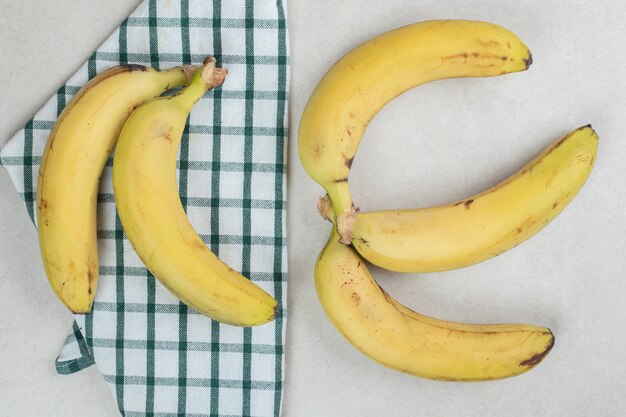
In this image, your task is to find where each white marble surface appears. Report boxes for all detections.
[1,1,626,416]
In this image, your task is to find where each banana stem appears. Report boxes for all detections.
[317,194,357,244]
[157,64,199,88]
[326,181,354,215]
[173,57,228,108]
[325,182,358,244]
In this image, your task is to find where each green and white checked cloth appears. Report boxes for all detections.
[0,1,288,416]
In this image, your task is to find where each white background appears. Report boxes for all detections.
[1,1,625,416]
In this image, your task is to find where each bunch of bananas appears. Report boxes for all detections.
[299,20,597,380]
[37,57,278,327]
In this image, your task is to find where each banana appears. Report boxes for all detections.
[315,228,555,381]
[318,125,598,272]
[113,58,278,326]
[37,62,196,313]
[299,20,533,230]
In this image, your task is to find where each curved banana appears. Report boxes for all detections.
[113,58,278,326]
[299,20,533,230]
[37,63,196,313]
[315,228,555,381]
[318,125,598,272]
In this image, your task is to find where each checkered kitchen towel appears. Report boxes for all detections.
[0,0,288,416]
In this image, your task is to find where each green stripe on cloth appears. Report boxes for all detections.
[0,0,289,416]
[103,374,281,390]
[146,270,157,416]
[242,3,255,416]
[87,337,281,354]
[210,2,223,415]
[22,120,34,222]
[145,2,161,416]
[115,212,126,411]
[175,0,190,413]
[115,14,130,413]
[0,122,285,137]
[90,51,284,64]
[125,17,283,29]
[273,1,288,414]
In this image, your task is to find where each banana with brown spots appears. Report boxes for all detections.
[38,62,197,313]
[113,58,278,326]
[315,228,555,381]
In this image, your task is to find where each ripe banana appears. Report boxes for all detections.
[113,58,278,326]
[315,228,555,381]
[299,20,533,232]
[37,63,196,313]
[318,125,598,272]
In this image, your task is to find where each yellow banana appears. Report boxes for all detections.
[113,58,278,326]
[318,126,598,272]
[299,20,533,227]
[315,228,555,381]
[37,62,196,313]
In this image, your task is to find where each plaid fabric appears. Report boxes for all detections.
[0,1,288,416]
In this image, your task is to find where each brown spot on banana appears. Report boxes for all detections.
[162,127,175,142]
[193,240,207,250]
[523,52,533,69]
[123,64,149,72]
[343,153,355,169]
[442,52,468,63]
[519,333,555,367]
[475,39,501,48]
[273,304,281,318]
[464,199,474,209]
[312,145,324,161]
[340,279,355,288]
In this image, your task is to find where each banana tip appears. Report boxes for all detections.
[68,307,91,315]
[576,124,598,141]
[523,50,533,69]
[519,330,555,368]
